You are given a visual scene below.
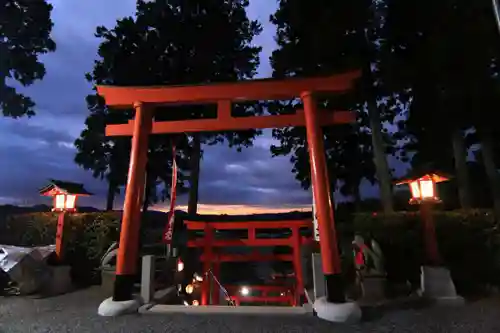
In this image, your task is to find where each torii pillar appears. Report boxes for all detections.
[99,102,152,315]
[302,92,344,302]
[302,92,361,322]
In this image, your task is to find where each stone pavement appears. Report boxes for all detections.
[1,287,500,333]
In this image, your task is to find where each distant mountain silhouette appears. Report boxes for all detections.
[106,209,314,229]
[0,204,101,217]
[0,205,313,232]
[175,210,313,222]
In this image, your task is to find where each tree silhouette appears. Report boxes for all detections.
[75,0,263,211]
[383,0,500,213]
[0,0,56,117]
[74,95,131,210]
[269,0,393,208]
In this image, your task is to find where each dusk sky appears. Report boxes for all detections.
[1,0,384,214]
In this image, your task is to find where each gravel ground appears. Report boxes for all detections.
[1,287,500,333]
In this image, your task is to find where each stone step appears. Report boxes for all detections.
[143,304,312,315]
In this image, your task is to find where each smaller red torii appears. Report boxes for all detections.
[185,219,314,306]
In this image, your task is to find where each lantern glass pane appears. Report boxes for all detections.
[410,181,421,199]
[420,179,435,198]
[55,194,66,209]
[65,195,76,210]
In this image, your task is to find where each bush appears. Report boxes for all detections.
[0,211,174,286]
[1,212,121,286]
[352,209,500,295]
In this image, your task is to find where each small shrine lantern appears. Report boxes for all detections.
[39,179,92,212]
[39,180,93,259]
[395,169,451,265]
[396,171,450,205]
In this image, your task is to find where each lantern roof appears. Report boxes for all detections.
[39,179,93,197]
[394,167,452,186]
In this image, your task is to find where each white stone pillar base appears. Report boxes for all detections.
[98,296,143,316]
[313,297,362,323]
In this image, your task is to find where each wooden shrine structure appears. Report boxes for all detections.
[98,70,361,303]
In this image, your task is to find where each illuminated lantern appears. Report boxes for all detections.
[396,172,450,205]
[39,179,93,259]
[39,179,92,213]
[395,169,463,301]
[395,170,451,265]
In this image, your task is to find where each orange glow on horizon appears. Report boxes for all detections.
[150,203,311,215]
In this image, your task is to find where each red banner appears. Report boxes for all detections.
[163,145,178,244]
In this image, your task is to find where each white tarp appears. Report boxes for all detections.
[0,245,55,294]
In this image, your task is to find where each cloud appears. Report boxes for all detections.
[192,130,313,207]
[0,0,134,208]
[1,119,74,145]
[0,141,107,207]
[0,0,295,212]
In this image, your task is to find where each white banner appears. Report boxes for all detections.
[311,184,320,241]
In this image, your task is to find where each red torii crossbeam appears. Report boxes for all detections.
[98,71,359,107]
[98,70,361,304]
[105,109,355,136]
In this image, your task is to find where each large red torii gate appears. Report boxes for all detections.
[97,70,360,304]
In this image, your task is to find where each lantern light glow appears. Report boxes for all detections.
[65,194,76,210]
[54,194,77,211]
[409,181,421,199]
[419,179,435,198]
[177,259,184,272]
[240,286,250,296]
[185,284,194,294]
[409,178,435,201]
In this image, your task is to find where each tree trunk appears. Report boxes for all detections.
[451,129,472,209]
[106,181,116,211]
[367,97,394,214]
[361,51,394,214]
[361,29,394,214]
[479,130,500,219]
[188,134,202,215]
